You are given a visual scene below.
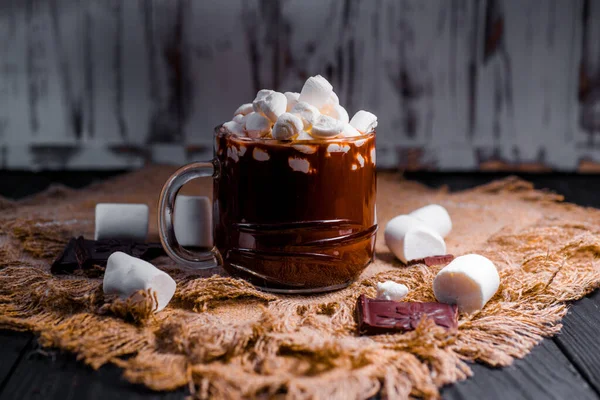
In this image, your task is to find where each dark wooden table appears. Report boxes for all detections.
[1,171,599,400]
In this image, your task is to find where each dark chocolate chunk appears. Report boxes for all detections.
[51,236,166,275]
[407,254,455,267]
[51,238,80,274]
[356,294,458,335]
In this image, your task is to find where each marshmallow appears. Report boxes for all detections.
[174,195,212,248]
[245,112,272,138]
[298,75,333,109]
[296,130,314,140]
[233,114,245,124]
[222,121,245,136]
[409,204,452,238]
[293,130,318,153]
[272,112,304,140]
[253,91,287,123]
[328,91,339,106]
[433,254,500,313]
[95,204,149,241]
[103,252,176,312]
[291,101,320,129]
[284,92,300,111]
[342,123,361,137]
[234,103,253,116]
[324,104,349,124]
[350,110,378,133]
[310,114,345,138]
[288,157,311,173]
[384,215,447,264]
[376,281,409,301]
[253,89,274,103]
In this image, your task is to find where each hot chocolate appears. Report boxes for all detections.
[159,74,379,293]
[214,129,377,291]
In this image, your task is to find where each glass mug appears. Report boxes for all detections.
[158,126,377,293]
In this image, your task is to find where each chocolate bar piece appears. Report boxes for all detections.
[356,295,458,335]
[407,254,455,267]
[51,236,165,274]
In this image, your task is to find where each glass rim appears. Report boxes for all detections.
[214,124,375,144]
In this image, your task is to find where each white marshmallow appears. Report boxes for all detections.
[253,148,270,161]
[409,204,452,238]
[329,91,339,106]
[293,131,317,153]
[103,252,176,312]
[288,157,311,173]
[253,89,274,103]
[296,130,314,140]
[320,91,340,113]
[310,114,345,138]
[253,91,287,123]
[222,121,245,136]
[298,75,333,109]
[376,281,409,301]
[433,254,500,313]
[174,195,212,248]
[342,123,361,137]
[95,204,149,241]
[324,104,349,124]
[284,92,300,111]
[233,114,245,124]
[384,215,446,264]
[272,112,304,140]
[350,110,378,133]
[291,101,320,129]
[234,103,253,116]
[245,112,272,138]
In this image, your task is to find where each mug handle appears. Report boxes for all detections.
[158,160,223,269]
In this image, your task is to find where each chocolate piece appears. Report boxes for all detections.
[51,236,165,274]
[407,254,455,267]
[356,295,458,335]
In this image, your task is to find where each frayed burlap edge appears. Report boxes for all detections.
[1,172,600,400]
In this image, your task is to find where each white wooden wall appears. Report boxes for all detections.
[0,0,596,171]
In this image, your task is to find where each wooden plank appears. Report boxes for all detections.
[182,0,255,146]
[83,0,125,143]
[144,0,183,145]
[0,0,32,163]
[576,0,600,169]
[553,290,600,396]
[390,0,478,170]
[0,338,187,400]
[442,338,598,400]
[474,0,583,170]
[0,331,32,391]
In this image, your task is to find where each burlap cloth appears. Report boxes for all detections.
[1,166,600,399]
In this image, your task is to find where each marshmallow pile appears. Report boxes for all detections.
[382,204,500,313]
[223,75,377,140]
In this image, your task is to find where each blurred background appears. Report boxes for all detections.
[0,0,597,172]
